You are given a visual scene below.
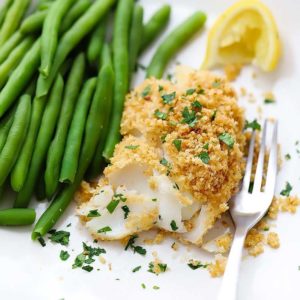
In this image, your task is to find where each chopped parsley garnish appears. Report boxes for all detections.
[141,283,146,289]
[172,139,182,151]
[158,85,164,92]
[160,134,167,143]
[196,151,210,164]
[83,242,106,256]
[162,91,176,104]
[148,262,167,274]
[124,234,147,256]
[191,100,202,111]
[219,132,235,149]
[173,183,179,190]
[212,80,221,88]
[134,246,147,255]
[106,193,127,213]
[125,145,139,150]
[153,286,160,290]
[181,106,197,127]
[187,260,208,270]
[60,250,70,261]
[48,230,70,246]
[211,109,217,121]
[106,199,120,213]
[87,209,101,217]
[38,236,46,247]
[97,226,112,233]
[186,88,196,95]
[203,143,209,150]
[82,265,93,272]
[152,198,157,202]
[167,73,173,81]
[160,158,172,169]
[67,223,71,227]
[72,253,86,269]
[132,266,141,273]
[280,182,293,196]
[285,154,291,160]
[170,220,178,231]
[121,205,130,219]
[263,227,270,231]
[264,98,275,104]
[141,85,151,97]
[245,119,261,131]
[154,109,167,120]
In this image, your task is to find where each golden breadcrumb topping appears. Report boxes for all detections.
[215,233,233,253]
[144,231,165,245]
[267,232,280,249]
[224,63,242,81]
[208,254,227,277]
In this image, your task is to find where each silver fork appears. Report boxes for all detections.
[217,119,278,300]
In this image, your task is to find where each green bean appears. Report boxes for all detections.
[0,95,31,186]
[20,10,48,34]
[60,0,91,34]
[40,0,76,78]
[140,5,171,52]
[0,0,13,28]
[146,12,207,79]
[0,39,40,118]
[0,0,30,46]
[0,37,34,89]
[44,53,86,197]
[0,184,4,201]
[36,0,116,98]
[87,18,106,67]
[0,208,36,226]
[33,56,115,239]
[59,77,96,184]
[102,0,134,160]
[10,97,46,192]
[0,107,14,153]
[14,75,64,208]
[128,4,144,75]
[0,31,23,64]
[88,44,114,178]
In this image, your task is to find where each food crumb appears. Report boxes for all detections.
[240,87,247,96]
[99,255,106,264]
[171,241,179,251]
[208,254,227,277]
[267,232,280,249]
[215,233,233,253]
[245,228,265,256]
[144,231,165,245]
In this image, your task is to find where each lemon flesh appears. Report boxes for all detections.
[202,0,281,71]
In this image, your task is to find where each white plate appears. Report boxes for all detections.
[1,0,300,299]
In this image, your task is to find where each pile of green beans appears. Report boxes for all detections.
[0,0,207,237]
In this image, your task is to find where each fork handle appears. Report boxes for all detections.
[217,227,247,300]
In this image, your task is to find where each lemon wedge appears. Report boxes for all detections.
[202,0,281,71]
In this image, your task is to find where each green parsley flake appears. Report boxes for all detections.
[170,220,178,231]
[181,106,197,127]
[160,134,167,143]
[192,100,202,111]
[219,132,235,149]
[280,182,293,196]
[211,109,217,121]
[203,143,209,150]
[172,139,182,151]
[124,234,147,256]
[153,286,160,290]
[160,158,172,169]
[263,227,269,231]
[264,98,275,104]
[196,151,210,164]
[245,119,261,131]
[162,91,176,104]
[132,266,141,273]
[187,260,208,270]
[141,283,146,289]
[97,226,112,233]
[158,85,164,92]
[133,246,147,255]
[152,198,157,202]
[285,154,291,160]
[125,145,139,150]
[186,88,196,95]
[154,109,167,120]
[121,205,130,219]
[38,236,46,247]
[48,230,70,246]
[106,199,120,213]
[60,250,70,261]
[173,183,179,190]
[82,265,93,272]
[167,74,173,81]
[87,209,101,217]
[141,85,151,97]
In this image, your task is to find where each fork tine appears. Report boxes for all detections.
[252,119,268,193]
[242,130,256,192]
[264,120,278,195]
